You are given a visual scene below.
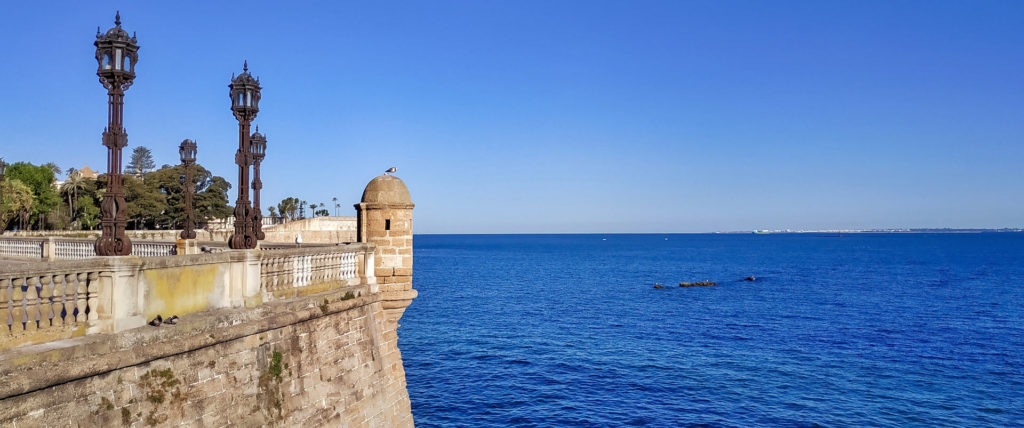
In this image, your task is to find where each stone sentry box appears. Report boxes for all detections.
[354,174,417,322]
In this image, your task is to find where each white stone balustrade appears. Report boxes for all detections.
[131,241,176,257]
[0,240,44,259]
[0,237,175,260]
[53,240,95,260]
[258,245,369,299]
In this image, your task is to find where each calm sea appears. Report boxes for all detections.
[400,233,1024,427]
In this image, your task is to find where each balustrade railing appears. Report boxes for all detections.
[0,240,44,259]
[132,242,176,257]
[259,246,362,297]
[53,240,94,260]
[1,266,102,349]
[0,238,176,260]
[1,243,373,351]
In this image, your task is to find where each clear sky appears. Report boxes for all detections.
[1,1,1022,233]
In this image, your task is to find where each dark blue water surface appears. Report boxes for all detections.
[400,234,1024,427]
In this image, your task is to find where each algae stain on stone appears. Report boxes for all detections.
[143,265,219,320]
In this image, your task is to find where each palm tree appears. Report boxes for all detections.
[61,172,86,219]
[332,197,339,216]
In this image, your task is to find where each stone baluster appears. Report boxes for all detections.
[75,272,88,323]
[11,278,25,334]
[271,257,280,292]
[64,273,78,325]
[24,276,39,332]
[304,255,313,287]
[51,274,66,327]
[86,272,99,321]
[276,256,286,291]
[38,275,53,328]
[259,258,269,292]
[313,253,323,284]
[1,278,11,335]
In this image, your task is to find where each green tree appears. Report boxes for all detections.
[42,162,62,177]
[122,174,166,229]
[77,195,100,230]
[61,172,86,217]
[5,162,60,230]
[126,146,156,176]
[1,179,34,231]
[134,163,232,229]
[332,196,339,216]
[276,197,299,221]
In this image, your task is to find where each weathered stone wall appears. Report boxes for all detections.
[0,287,413,427]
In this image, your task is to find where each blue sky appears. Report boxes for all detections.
[1,1,1022,233]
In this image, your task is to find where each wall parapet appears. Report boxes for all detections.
[0,243,376,352]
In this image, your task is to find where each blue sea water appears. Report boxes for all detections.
[400,233,1024,427]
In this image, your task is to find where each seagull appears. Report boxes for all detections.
[385,167,397,175]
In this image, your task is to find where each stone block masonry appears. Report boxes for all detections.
[0,286,413,427]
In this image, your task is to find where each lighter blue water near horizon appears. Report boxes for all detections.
[399,234,1024,427]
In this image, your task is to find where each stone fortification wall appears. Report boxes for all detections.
[262,216,357,244]
[0,287,413,427]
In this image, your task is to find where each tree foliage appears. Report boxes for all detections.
[126,146,156,176]
[4,162,60,230]
[0,179,34,231]
[276,197,300,221]
[2,159,231,231]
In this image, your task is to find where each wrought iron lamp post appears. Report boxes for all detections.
[227,61,261,249]
[250,128,267,241]
[179,139,197,240]
[94,12,138,256]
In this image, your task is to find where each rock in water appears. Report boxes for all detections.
[680,281,717,287]
[653,284,665,289]
[744,276,756,282]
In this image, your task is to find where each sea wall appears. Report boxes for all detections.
[0,286,413,427]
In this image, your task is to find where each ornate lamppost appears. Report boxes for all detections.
[94,12,138,256]
[179,139,197,240]
[250,128,267,241]
[227,61,261,249]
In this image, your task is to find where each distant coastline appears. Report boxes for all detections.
[733,228,1023,234]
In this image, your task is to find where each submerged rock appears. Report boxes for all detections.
[679,281,717,287]
[653,284,666,289]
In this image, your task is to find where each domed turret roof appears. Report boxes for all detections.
[361,174,412,204]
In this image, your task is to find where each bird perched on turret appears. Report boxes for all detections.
[385,167,397,175]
